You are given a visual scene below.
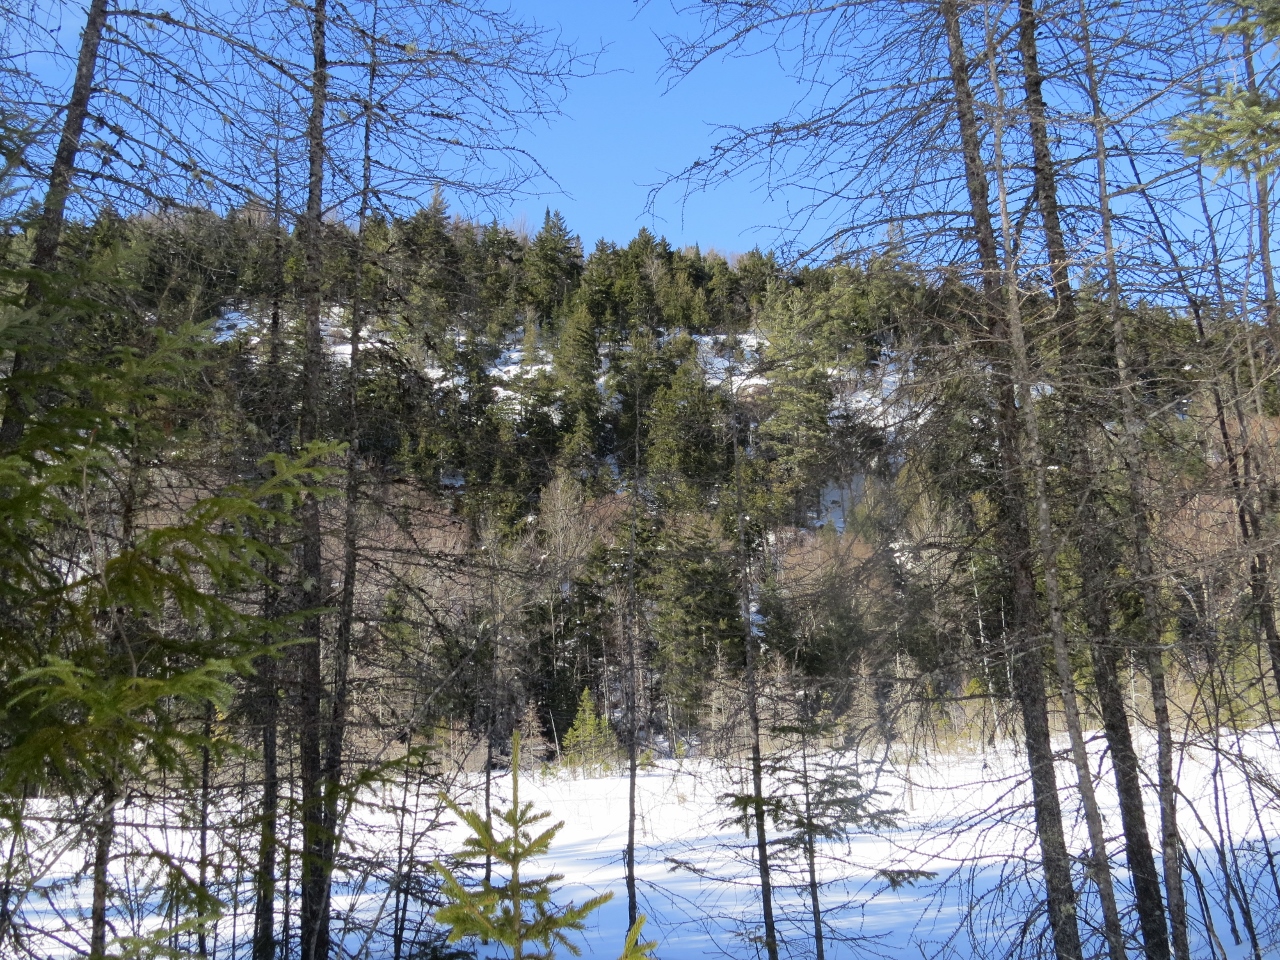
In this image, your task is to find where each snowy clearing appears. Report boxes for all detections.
[11,728,1279,960]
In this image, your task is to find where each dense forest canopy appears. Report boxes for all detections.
[3,1,1280,959]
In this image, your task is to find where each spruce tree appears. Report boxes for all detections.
[435,733,653,959]
[524,210,582,330]
[561,688,619,776]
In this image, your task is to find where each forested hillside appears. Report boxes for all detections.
[4,1,1280,959]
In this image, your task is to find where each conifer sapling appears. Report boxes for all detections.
[434,732,655,959]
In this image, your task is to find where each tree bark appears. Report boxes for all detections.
[89,779,117,960]
[800,716,825,960]
[1010,7,1136,959]
[625,370,642,933]
[297,2,330,959]
[198,704,213,960]
[939,5,1083,957]
[744,635,778,960]
[317,0,380,937]
[1074,7,1191,955]
[252,647,279,960]
[1072,426,1170,960]
[253,147,287,960]
[1089,605,1171,959]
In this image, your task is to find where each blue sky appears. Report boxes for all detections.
[22,1,806,254]
[501,1,806,257]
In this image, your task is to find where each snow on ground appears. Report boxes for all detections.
[693,334,770,395]
[467,732,1280,959]
[488,342,553,383]
[13,730,1280,959]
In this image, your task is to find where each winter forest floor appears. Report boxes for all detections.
[16,726,1280,960]
[496,731,1280,960]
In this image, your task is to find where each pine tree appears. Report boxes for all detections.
[645,520,743,741]
[0,233,330,958]
[646,353,730,509]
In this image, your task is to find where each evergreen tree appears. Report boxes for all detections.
[644,520,743,740]
[0,238,328,957]
[561,687,619,776]
[435,733,652,959]
[524,209,582,330]
[760,706,930,960]
[646,351,731,509]
[400,193,468,341]
[555,301,604,477]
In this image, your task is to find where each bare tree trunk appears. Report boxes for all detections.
[1091,621,1170,957]
[511,733,524,960]
[253,142,288,960]
[743,638,777,960]
[939,5,1083,957]
[1074,445,1171,960]
[985,56,1124,960]
[253,645,279,960]
[1008,7,1127,958]
[89,779,117,960]
[198,703,213,960]
[731,345,778,960]
[1073,388,1173,960]
[0,0,109,449]
[483,734,494,887]
[625,637,639,931]
[317,3,380,939]
[1074,9,1191,955]
[624,369,642,933]
[297,2,330,958]
[1114,136,1279,957]
[391,765,413,960]
[1147,651,1191,960]
[800,718,824,960]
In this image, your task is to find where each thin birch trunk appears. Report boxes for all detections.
[89,779,117,960]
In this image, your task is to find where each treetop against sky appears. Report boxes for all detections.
[12,0,1250,280]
